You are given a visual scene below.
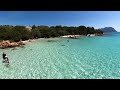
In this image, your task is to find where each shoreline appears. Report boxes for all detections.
[60,35,82,38]
[21,39,36,44]
[60,33,104,38]
[0,34,103,49]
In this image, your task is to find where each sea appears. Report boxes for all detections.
[0,32,120,79]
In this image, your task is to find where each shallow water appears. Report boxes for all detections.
[0,33,120,79]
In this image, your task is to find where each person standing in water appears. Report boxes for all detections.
[5,56,9,64]
[2,52,6,62]
[67,39,69,42]
[2,52,10,67]
[4,55,10,67]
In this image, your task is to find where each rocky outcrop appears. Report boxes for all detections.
[87,34,95,36]
[0,40,25,49]
[61,35,80,39]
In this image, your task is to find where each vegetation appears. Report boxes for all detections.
[0,25,103,42]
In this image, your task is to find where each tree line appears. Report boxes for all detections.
[0,25,103,42]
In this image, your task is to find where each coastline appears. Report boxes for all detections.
[60,34,98,38]
[21,39,36,44]
[0,33,103,49]
[60,35,82,38]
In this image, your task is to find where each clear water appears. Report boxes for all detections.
[0,32,120,79]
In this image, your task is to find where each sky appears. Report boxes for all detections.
[0,11,120,31]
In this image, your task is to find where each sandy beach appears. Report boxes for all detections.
[60,35,82,38]
[21,39,36,44]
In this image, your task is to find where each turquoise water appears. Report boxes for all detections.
[0,32,120,79]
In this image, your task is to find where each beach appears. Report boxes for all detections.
[60,35,82,38]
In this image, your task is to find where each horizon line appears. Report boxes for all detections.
[0,24,114,29]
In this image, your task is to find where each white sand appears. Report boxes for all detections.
[60,35,81,38]
[22,39,36,44]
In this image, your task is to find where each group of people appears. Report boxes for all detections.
[2,52,9,66]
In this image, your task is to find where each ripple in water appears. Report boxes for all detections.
[0,33,120,79]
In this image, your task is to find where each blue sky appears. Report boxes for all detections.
[0,11,120,31]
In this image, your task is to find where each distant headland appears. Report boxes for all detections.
[100,27,117,32]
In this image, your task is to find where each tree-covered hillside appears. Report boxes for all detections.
[0,25,103,42]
